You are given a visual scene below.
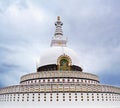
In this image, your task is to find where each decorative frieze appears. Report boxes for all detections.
[0,84,120,95]
[0,92,120,102]
[20,71,99,84]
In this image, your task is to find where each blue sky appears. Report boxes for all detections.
[0,0,120,87]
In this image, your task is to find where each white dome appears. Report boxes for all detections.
[38,46,81,68]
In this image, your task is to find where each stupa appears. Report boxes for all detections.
[0,16,120,108]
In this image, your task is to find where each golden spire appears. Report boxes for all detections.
[57,16,60,21]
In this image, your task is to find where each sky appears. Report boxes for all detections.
[0,0,120,87]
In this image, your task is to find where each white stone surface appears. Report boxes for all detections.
[1,102,119,108]
[0,92,120,108]
[38,46,82,67]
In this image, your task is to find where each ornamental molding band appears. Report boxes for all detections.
[0,16,120,108]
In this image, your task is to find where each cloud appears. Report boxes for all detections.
[0,0,52,87]
[0,0,120,87]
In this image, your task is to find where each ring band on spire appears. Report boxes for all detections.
[57,16,60,21]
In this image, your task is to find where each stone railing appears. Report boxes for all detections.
[20,71,99,83]
[0,84,120,94]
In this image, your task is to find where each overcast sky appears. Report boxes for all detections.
[0,0,120,87]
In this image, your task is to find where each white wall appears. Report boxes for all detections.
[0,92,120,108]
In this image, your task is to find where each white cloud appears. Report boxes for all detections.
[0,0,120,86]
[0,0,54,86]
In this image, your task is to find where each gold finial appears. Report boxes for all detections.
[57,16,60,21]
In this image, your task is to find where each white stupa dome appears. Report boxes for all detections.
[37,16,82,71]
[38,46,81,67]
